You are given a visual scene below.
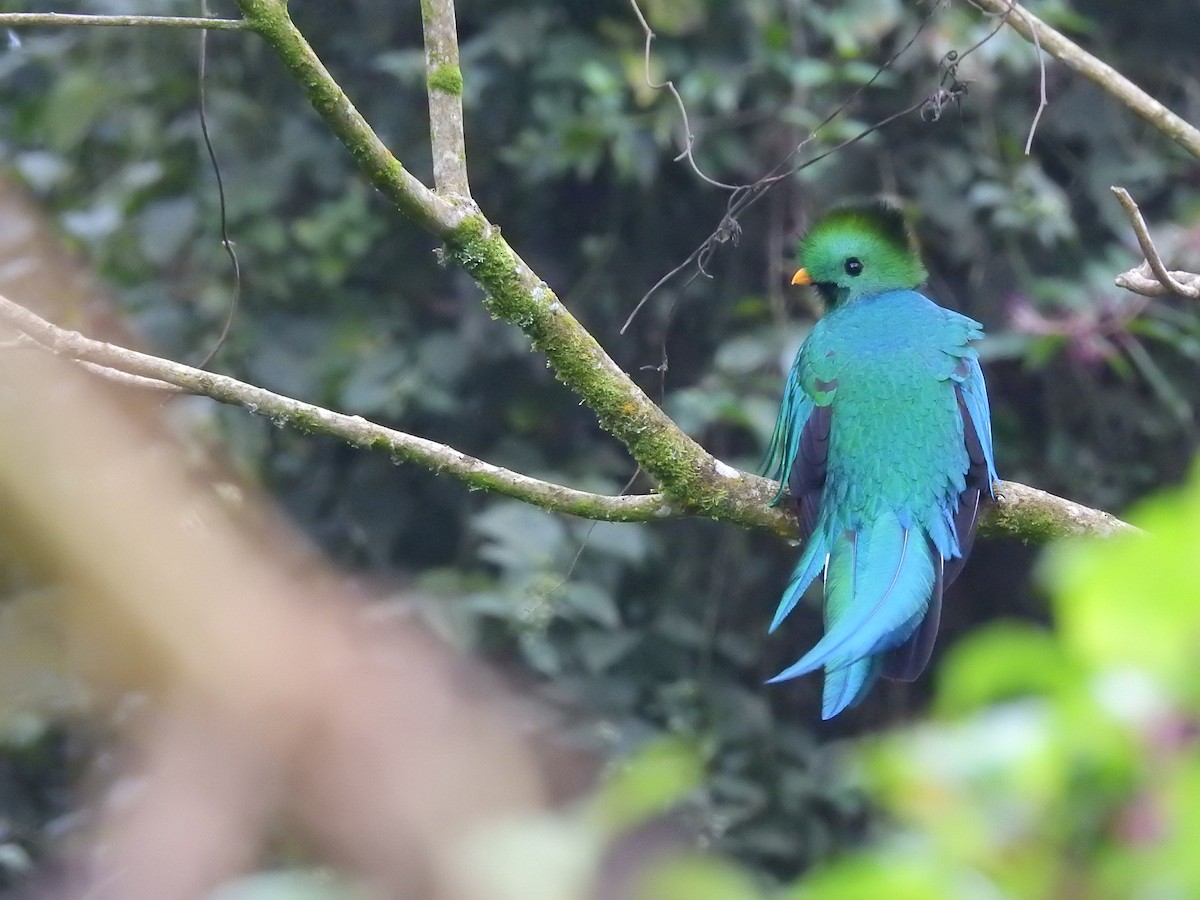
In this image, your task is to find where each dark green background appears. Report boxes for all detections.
[1,0,1198,885]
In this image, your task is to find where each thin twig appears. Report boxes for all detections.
[194,0,242,370]
[626,0,740,191]
[969,0,1200,159]
[0,294,674,524]
[76,361,189,393]
[0,13,247,30]
[1111,186,1200,299]
[970,0,1048,154]
[1022,11,1048,154]
[420,0,471,198]
[621,1,952,332]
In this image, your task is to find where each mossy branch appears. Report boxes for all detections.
[236,0,458,234]
[421,0,471,197]
[224,0,1135,541]
[982,481,1137,541]
[233,0,786,532]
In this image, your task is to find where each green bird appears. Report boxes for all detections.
[763,200,997,719]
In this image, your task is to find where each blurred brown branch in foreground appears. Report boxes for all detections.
[0,344,559,898]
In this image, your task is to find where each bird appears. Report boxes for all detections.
[761,199,997,719]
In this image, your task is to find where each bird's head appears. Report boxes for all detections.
[792,199,927,307]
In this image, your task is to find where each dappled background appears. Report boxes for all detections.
[0,0,1199,895]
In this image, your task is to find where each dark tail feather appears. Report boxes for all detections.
[882,551,944,682]
[943,487,980,586]
[789,404,831,544]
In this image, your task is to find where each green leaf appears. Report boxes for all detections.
[591,737,704,834]
[934,620,1076,715]
[1045,461,1200,692]
[637,855,765,900]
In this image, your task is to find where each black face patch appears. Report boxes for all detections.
[814,281,841,306]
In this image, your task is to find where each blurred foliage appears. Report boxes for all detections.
[791,460,1200,899]
[0,0,1198,890]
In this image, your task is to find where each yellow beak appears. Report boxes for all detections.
[791,268,812,286]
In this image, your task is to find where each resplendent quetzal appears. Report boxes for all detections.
[762,200,997,719]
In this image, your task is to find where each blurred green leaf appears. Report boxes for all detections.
[592,737,705,835]
[1046,462,1200,690]
[933,620,1075,716]
[638,855,765,900]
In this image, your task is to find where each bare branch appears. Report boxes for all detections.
[0,294,672,524]
[420,0,471,198]
[1115,262,1200,300]
[1023,19,1047,155]
[1111,186,1200,300]
[969,0,1200,159]
[0,13,247,30]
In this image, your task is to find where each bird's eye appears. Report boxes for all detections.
[844,257,863,276]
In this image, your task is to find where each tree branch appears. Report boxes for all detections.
[969,0,1200,159]
[177,0,1137,541]
[0,294,1135,539]
[236,0,459,233]
[1111,186,1200,300]
[233,0,791,533]
[0,13,247,30]
[983,481,1137,540]
[0,294,673,524]
[420,0,471,198]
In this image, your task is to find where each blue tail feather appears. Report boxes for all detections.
[768,530,828,633]
[767,511,936,689]
[821,657,880,719]
[882,552,944,682]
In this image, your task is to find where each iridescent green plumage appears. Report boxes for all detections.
[764,200,997,719]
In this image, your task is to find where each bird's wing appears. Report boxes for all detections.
[788,404,831,543]
[944,354,998,585]
[762,357,834,633]
[762,367,815,500]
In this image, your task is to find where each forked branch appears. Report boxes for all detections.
[0,1,1139,541]
[1111,187,1200,300]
